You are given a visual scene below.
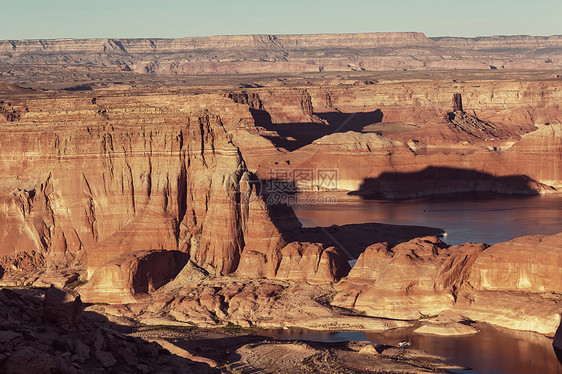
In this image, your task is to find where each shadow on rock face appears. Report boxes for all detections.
[374,344,394,354]
[552,318,562,366]
[287,222,444,260]
[353,166,553,200]
[260,109,384,151]
[315,109,384,132]
[79,250,190,304]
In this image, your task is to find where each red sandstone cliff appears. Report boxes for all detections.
[333,233,562,335]
[227,85,562,194]
[0,82,560,338]
[0,92,302,285]
[2,83,559,287]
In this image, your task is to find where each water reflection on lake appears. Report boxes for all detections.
[367,325,562,374]
[292,193,562,245]
[257,325,562,374]
[289,193,562,372]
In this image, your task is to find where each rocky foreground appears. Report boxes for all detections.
[0,287,210,373]
[0,287,467,373]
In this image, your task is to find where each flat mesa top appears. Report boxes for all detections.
[0,32,561,90]
[0,68,561,96]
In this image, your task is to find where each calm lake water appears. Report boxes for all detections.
[289,193,562,373]
[257,325,562,374]
[292,193,562,245]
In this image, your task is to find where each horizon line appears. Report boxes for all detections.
[2,31,562,43]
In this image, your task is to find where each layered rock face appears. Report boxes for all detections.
[260,128,560,197]
[234,224,351,280]
[502,124,562,188]
[0,67,561,336]
[468,234,562,293]
[334,233,562,334]
[334,237,488,319]
[1,88,372,305]
[79,250,189,304]
[0,92,301,288]
[242,86,562,194]
[2,33,562,74]
[1,79,559,286]
[271,81,562,129]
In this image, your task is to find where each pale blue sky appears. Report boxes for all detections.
[1,0,560,40]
